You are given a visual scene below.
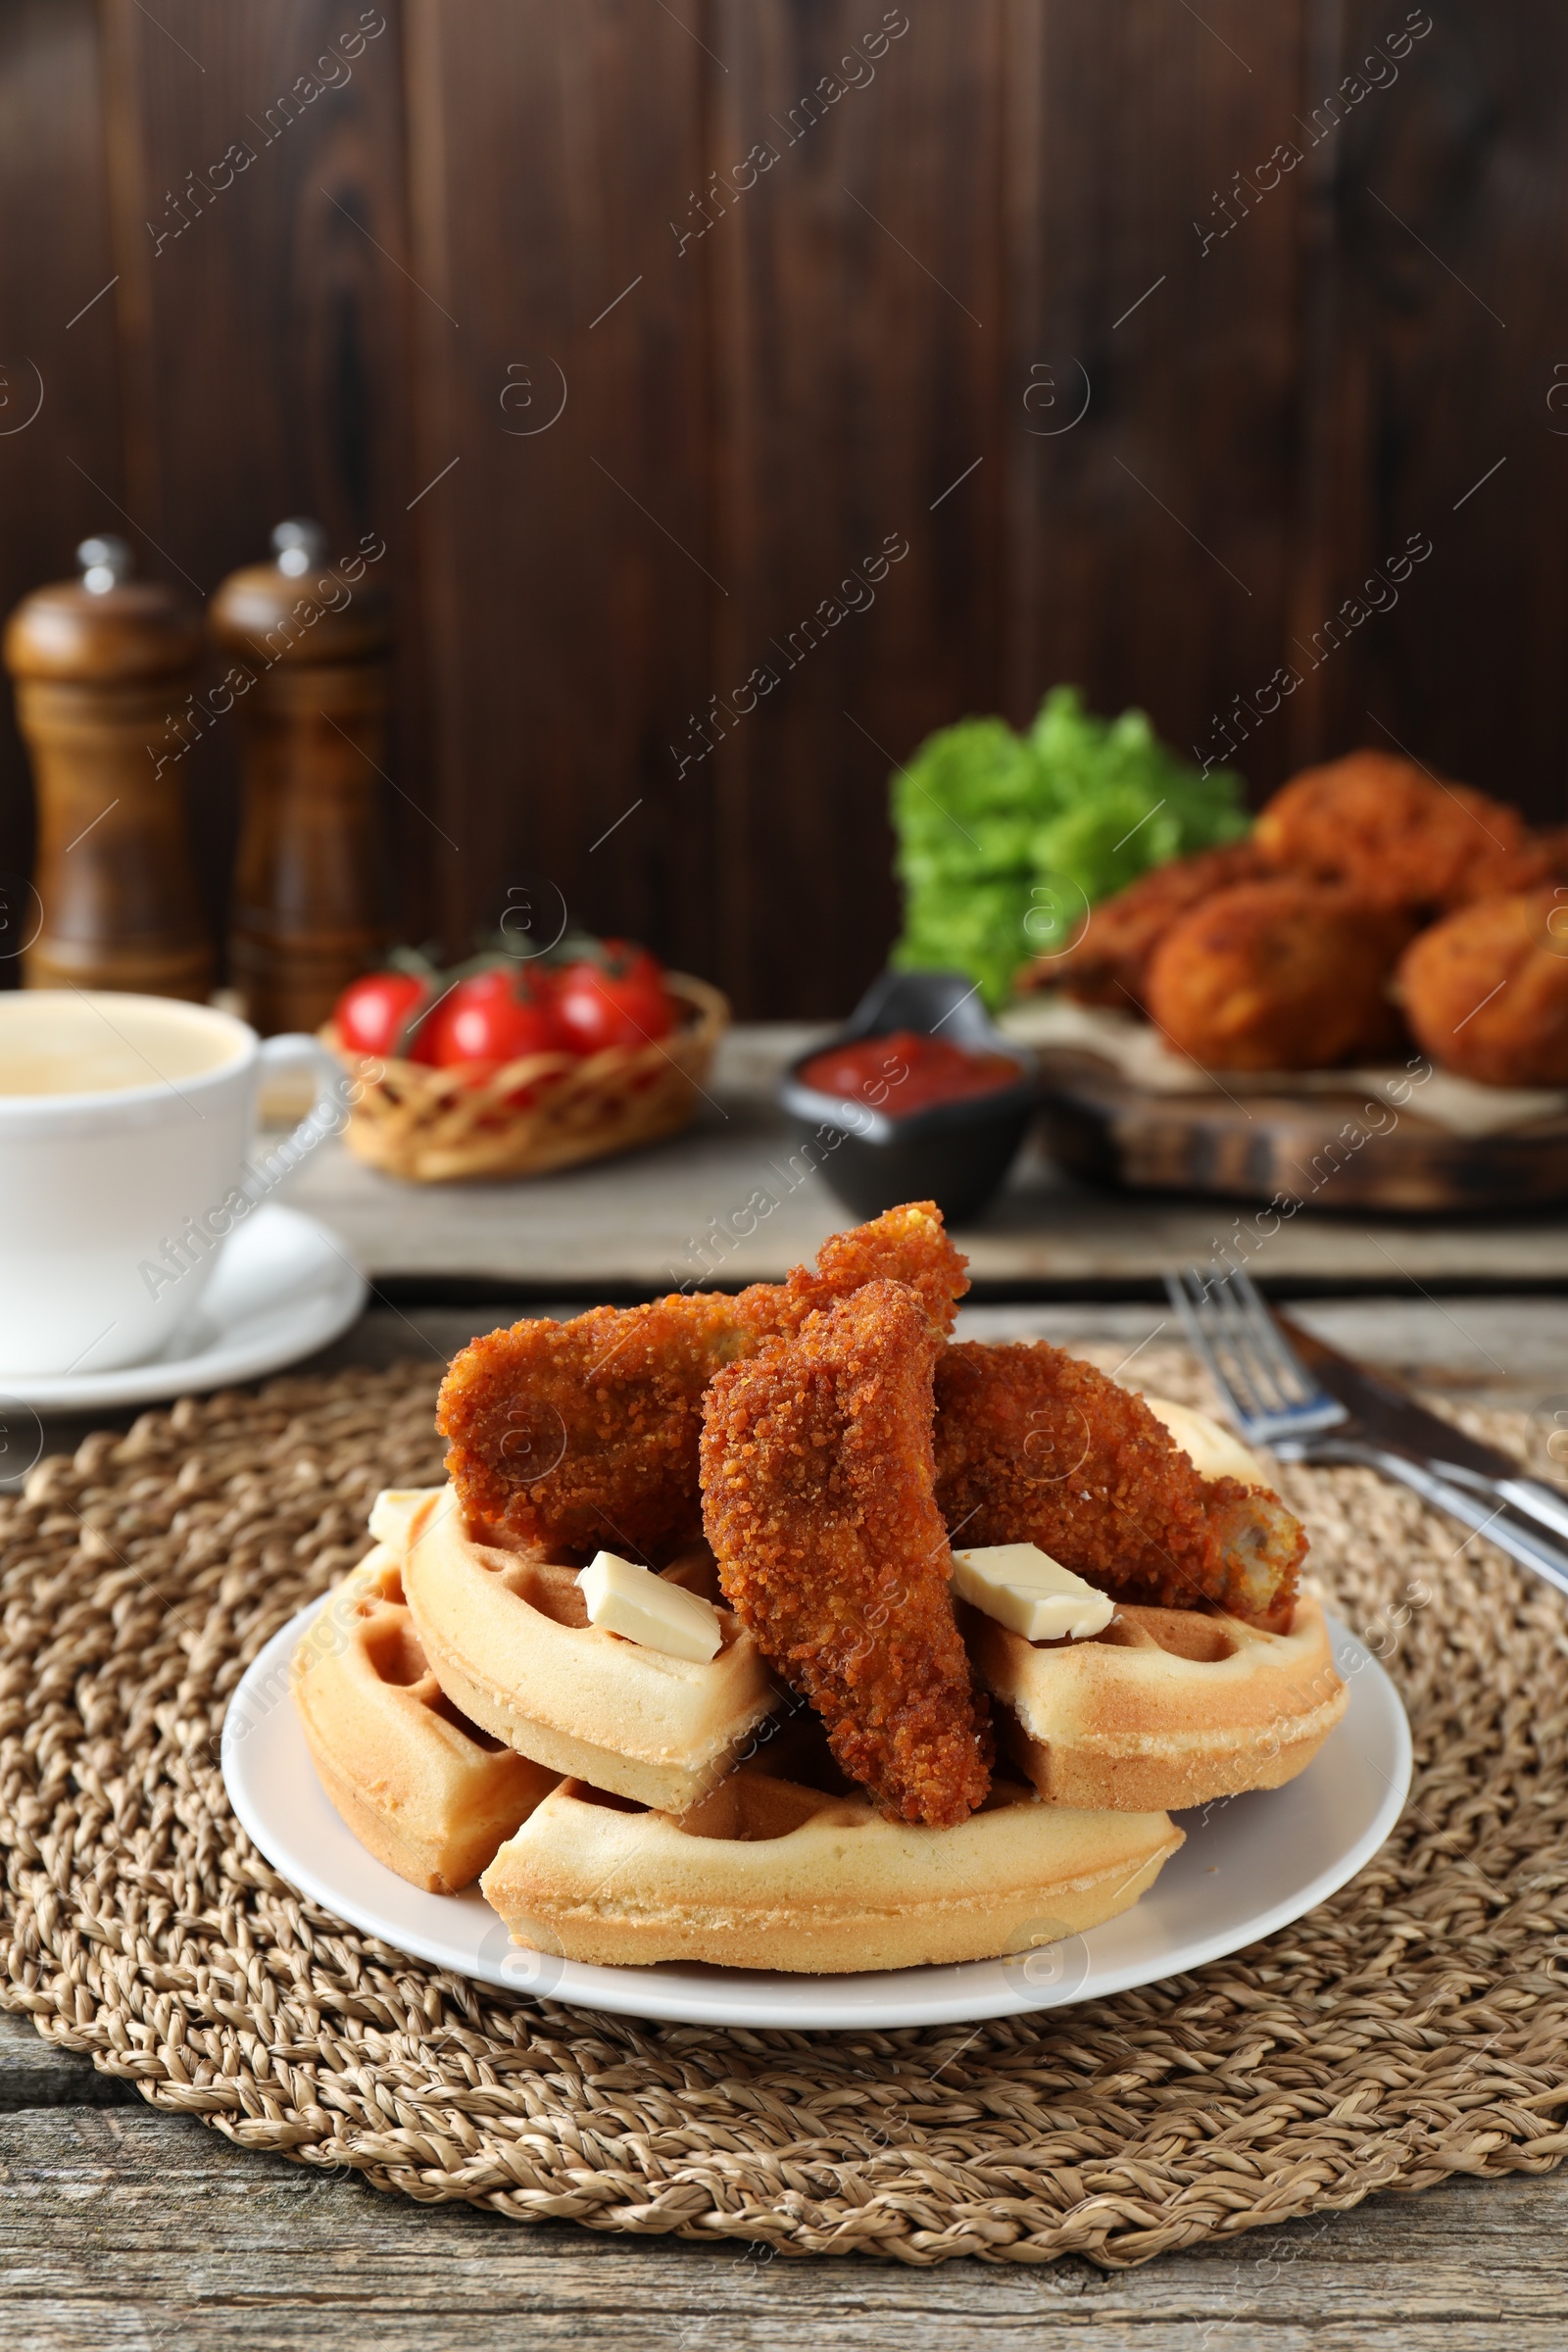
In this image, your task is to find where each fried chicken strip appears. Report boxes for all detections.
[1145,879,1412,1070]
[700,1280,993,1827]
[1397,887,1568,1085]
[934,1342,1305,1630]
[1253,751,1544,914]
[437,1201,969,1560]
[1022,841,1271,1013]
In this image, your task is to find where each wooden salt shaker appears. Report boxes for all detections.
[3,535,212,998]
[211,518,390,1036]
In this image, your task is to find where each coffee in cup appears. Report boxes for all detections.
[0,991,344,1377]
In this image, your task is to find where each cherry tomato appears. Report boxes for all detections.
[333,971,430,1058]
[595,938,663,986]
[551,959,676,1054]
[413,969,564,1067]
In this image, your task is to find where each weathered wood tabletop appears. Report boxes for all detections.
[2,2011,1564,2351]
[280,1026,1568,1291]
[7,1293,1567,2349]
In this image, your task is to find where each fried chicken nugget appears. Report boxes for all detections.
[437,1202,969,1560]
[1023,841,1271,1012]
[1533,825,1568,883]
[700,1280,993,1827]
[1144,878,1412,1069]
[934,1342,1306,1631]
[1397,887,1568,1085]
[1254,751,1543,913]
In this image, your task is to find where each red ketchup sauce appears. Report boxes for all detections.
[799,1027,1021,1118]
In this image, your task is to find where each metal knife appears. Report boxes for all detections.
[1274,1310,1568,1592]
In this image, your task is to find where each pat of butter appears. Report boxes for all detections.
[368,1486,450,1547]
[951,1542,1115,1642]
[577,1550,723,1663]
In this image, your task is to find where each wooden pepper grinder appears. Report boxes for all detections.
[211,518,390,1035]
[3,535,213,998]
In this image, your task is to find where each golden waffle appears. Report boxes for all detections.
[481,1758,1181,1973]
[968,1585,1348,1812]
[290,1546,558,1893]
[1141,1393,1274,1489]
[371,1487,779,1814]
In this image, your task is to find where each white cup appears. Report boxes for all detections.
[0,991,345,1377]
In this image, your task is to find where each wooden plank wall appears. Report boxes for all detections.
[0,0,122,927]
[0,0,1559,1015]
[404,0,715,977]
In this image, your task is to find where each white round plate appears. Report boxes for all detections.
[0,1205,367,1411]
[224,1602,1412,2032]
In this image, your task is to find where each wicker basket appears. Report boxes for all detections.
[323,971,729,1183]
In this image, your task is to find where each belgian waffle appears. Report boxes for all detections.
[481,1756,1182,1973]
[290,1546,558,1893]
[970,1585,1348,1812]
[968,1396,1347,1810]
[372,1487,779,1814]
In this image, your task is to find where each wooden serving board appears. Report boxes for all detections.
[1034,1048,1568,1213]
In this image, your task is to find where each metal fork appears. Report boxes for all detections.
[1165,1262,1568,1600]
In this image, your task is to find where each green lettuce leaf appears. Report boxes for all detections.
[889,686,1248,1004]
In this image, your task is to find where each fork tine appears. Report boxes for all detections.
[1163,1269,1252,1420]
[1214,1263,1298,1415]
[1207,1265,1284,1417]
[1199,1259,1284,1421]
[1162,1270,1205,1366]
[1165,1261,1347,1446]
[1224,1262,1319,1405]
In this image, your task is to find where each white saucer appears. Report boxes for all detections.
[0,1205,368,1411]
[223,1602,1412,2033]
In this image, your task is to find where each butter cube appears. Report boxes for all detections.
[578,1550,723,1663]
[951,1542,1114,1642]
[368,1486,449,1548]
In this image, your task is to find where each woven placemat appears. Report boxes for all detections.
[3,1349,1566,2267]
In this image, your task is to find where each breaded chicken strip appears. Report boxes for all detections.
[438,1202,969,1560]
[934,1342,1305,1631]
[1022,841,1270,1012]
[1254,752,1544,913]
[1398,887,1568,1085]
[701,1280,993,1827]
[1145,879,1411,1070]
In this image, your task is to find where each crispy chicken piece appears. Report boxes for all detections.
[1144,878,1412,1070]
[1022,841,1271,1012]
[1397,887,1568,1085]
[934,1342,1305,1631]
[437,1202,969,1560]
[1254,751,1543,913]
[804,1200,970,1327]
[700,1280,993,1827]
[1533,825,1568,882]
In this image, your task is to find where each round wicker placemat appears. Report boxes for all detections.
[2,1351,1566,2267]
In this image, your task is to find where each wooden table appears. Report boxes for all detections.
[2,2010,1563,2349]
[8,1044,1568,2343]
[280,1026,1568,1294]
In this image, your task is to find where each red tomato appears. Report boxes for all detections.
[333,971,430,1058]
[413,969,564,1067]
[595,938,663,986]
[551,959,676,1054]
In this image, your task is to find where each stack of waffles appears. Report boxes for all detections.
[291,1407,1348,1978]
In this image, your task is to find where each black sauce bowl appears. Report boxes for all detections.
[778,969,1038,1227]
